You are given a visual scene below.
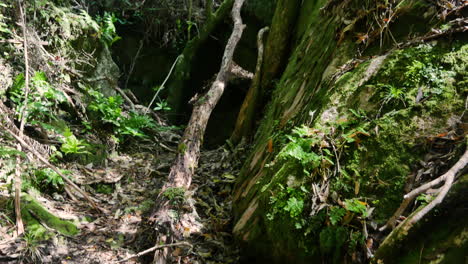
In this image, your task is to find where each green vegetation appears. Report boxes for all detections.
[163,187,186,205]
[33,168,68,192]
[1,0,466,263]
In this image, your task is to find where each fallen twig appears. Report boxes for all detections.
[0,125,102,212]
[146,55,181,113]
[116,242,192,263]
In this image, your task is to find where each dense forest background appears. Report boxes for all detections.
[0,0,467,263]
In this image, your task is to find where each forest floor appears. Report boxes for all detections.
[0,130,244,263]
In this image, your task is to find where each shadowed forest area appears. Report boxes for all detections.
[0,0,467,263]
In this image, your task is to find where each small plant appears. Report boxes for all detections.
[9,72,67,124]
[329,206,347,225]
[96,12,121,46]
[380,84,406,106]
[267,184,309,229]
[344,198,368,218]
[86,88,157,140]
[416,193,432,206]
[34,168,67,192]
[154,100,171,112]
[87,89,123,126]
[0,3,12,37]
[60,128,90,155]
[20,232,44,263]
[163,187,186,205]
[118,112,157,138]
[277,125,334,175]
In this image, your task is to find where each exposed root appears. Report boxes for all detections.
[380,147,468,231]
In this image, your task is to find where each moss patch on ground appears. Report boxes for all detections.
[21,194,79,240]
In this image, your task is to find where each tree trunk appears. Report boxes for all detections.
[150,0,246,263]
[230,0,301,143]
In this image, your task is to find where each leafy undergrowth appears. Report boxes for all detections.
[0,128,244,263]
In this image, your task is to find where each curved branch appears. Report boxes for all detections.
[380,148,468,231]
[407,149,468,224]
[151,1,246,263]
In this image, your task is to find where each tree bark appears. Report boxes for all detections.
[150,0,246,263]
[230,0,301,143]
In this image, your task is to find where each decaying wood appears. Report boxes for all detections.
[116,242,191,263]
[150,0,246,263]
[380,148,468,231]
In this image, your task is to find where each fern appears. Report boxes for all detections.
[99,12,121,46]
[0,146,26,158]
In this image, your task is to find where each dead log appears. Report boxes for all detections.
[150,0,246,263]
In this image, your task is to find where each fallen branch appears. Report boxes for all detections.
[380,147,468,231]
[116,242,191,263]
[0,125,102,212]
[150,0,246,263]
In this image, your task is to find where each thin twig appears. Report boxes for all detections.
[146,55,181,113]
[0,125,102,212]
[124,39,144,90]
[116,242,191,263]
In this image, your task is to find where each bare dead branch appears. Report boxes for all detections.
[151,1,246,263]
[0,125,102,212]
[116,242,192,263]
[146,55,182,113]
[407,148,468,225]
[380,147,468,231]
[230,62,253,79]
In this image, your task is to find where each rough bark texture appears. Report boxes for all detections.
[230,0,301,143]
[151,0,246,263]
[230,26,268,143]
[232,0,467,263]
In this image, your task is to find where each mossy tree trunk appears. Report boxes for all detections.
[232,0,468,263]
[230,0,301,143]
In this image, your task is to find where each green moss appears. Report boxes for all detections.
[91,183,114,194]
[21,194,79,240]
[234,0,467,262]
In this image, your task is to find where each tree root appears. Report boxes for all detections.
[380,147,468,231]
